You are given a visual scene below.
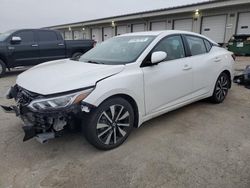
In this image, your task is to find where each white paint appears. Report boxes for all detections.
[16,30,234,128]
[201,15,227,43]
[237,12,250,35]
[91,28,101,43]
[103,27,113,40]
[174,19,193,31]
[16,59,125,95]
[73,31,84,40]
[64,31,72,40]
[151,21,167,31]
[116,25,128,35]
[132,23,145,32]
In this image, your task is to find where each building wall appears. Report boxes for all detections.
[54,4,250,44]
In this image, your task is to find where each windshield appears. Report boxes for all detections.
[79,35,155,65]
[0,30,15,41]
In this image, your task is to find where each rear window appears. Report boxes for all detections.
[38,31,58,42]
[204,40,212,52]
[186,36,207,56]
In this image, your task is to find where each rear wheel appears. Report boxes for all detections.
[0,60,6,78]
[84,97,134,150]
[210,72,230,103]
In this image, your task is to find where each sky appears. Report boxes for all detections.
[0,0,209,33]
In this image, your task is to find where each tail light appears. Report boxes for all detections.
[231,54,236,61]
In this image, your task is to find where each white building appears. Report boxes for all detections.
[47,0,250,44]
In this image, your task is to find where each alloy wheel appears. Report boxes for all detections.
[215,74,229,101]
[96,104,130,146]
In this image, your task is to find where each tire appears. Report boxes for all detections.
[0,59,6,78]
[210,72,230,104]
[71,52,83,60]
[84,97,134,150]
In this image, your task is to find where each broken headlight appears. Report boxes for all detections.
[28,88,93,111]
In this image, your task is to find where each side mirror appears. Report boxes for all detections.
[11,36,21,44]
[151,51,167,65]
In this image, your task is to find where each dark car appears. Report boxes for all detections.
[0,29,95,77]
[228,34,250,56]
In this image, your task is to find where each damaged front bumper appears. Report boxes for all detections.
[1,85,94,143]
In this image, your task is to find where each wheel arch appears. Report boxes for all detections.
[0,54,9,68]
[96,93,139,128]
[71,50,85,57]
[221,69,232,88]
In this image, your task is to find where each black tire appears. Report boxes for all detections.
[84,97,134,150]
[71,52,83,60]
[210,72,230,104]
[0,59,6,78]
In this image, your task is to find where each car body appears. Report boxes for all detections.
[0,29,95,77]
[1,30,235,150]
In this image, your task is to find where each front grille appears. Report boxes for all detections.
[16,85,40,106]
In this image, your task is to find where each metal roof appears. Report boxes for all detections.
[47,0,248,29]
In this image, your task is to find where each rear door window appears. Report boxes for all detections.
[186,35,207,56]
[38,31,58,42]
[204,40,212,52]
[15,31,35,43]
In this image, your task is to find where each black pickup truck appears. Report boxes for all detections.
[0,29,95,77]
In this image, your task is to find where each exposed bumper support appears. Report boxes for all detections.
[22,126,36,141]
[35,132,55,144]
[1,85,96,144]
[0,105,20,115]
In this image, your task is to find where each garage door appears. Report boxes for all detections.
[174,19,193,31]
[103,27,113,41]
[151,21,166,31]
[92,28,101,43]
[64,31,72,40]
[116,25,127,36]
[201,15,227,43]
[132,23,145,32]
[237,12,250,34]
[73,31,84,40]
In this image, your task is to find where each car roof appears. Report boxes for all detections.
[120,30,217,44]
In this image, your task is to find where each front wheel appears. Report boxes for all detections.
[210,72,230,103]
[0,60,6,78]
[84,97,134,150]
[71,52,83,60]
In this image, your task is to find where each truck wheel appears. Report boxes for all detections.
[0,60,6,78]
[71,52,83,60]
[84,97,134,150]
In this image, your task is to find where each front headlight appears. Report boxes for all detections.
[28,88,93,111]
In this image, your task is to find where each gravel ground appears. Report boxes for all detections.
[0,57,249,188]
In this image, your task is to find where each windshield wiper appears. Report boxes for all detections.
[87,60,104,64]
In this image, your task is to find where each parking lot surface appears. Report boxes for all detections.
[0,58,250,188]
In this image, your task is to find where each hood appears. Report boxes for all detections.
[16,59,124,95]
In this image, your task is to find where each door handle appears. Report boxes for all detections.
[58,43,64,46]
[31,44,38,47]
[183,64,192,70]
[214,57,222,62]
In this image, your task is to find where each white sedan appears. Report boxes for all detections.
[1,30,235,150]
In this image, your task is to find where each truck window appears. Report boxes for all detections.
[38,31,58,42]
[15,31,35,43]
